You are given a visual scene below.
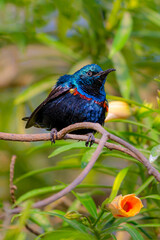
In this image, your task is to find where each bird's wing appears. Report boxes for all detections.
[23,85,71,128]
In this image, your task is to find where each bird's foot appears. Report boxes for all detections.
[85,133,95,147]
[50,128,58,144]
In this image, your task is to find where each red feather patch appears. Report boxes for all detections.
[70,88,108,112]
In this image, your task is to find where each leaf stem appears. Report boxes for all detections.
[93,210,105,227]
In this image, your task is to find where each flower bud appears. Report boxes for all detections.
[105,101,131,122]
[64,211,82,220]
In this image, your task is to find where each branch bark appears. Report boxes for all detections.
[0,122,160,215]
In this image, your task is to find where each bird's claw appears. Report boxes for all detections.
[85,133,95,147]
[50,128,58,144]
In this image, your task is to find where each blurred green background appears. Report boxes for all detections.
[0,0,160,239]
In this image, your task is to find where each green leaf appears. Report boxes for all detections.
[19,200,33,229]
[81,149,96,168]
[109,12,133,58]
[28,140,71,154]
[121,131,159,144]
[149,145,160,163]
[109,167,129,202]
[37,33,80,60]
[30,210,53,231]
[39,229,95,240]
[102,152,139,164]
[14,164,80,183]
[111,234,117,240]
[122,224,144,240]
[14,77,57,105]
[49,142,92,158]
[103,167,129,205]
[14,162,116,184]
[107,119,160,136]
[74,192,98,218]
[134,176,154,195]
[135,223,160,228]
[111,52,132,99]
[14,184,112,206]
[14,185,65,206]
[143,8,160,27]
[42,211,89,234]
[141,194,160,200]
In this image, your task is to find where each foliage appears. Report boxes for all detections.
[0,0,160,239]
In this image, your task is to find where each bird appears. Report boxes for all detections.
[22,64,115,146]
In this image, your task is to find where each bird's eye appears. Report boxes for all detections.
[87,70,93,76]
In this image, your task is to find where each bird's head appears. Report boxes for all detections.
[72,64,116,99]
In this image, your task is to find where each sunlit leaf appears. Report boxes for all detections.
[37,33,80,60]
[49,142,94,158]
[81,148,96,168]
[103,167,129,205]
[143,8,160,27]
[109,12,133,57]
[74,192,98,218]
[111,52,132,99]
[149,145,160,163]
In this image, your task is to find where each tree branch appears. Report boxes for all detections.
[0,122,160,215]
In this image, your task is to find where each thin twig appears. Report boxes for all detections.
[9,155,17,204]
[9,155,41,235]
[25,224,41,236]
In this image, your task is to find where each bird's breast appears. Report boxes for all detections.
[69,88,108,112]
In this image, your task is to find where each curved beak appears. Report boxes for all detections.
[95,68,116,79]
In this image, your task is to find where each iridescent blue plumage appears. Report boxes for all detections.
[23,64,115,134]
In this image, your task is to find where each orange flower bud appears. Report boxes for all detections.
[105,101,131,122]
[106,194,143,218]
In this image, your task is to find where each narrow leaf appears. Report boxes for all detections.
[49,142,93,158]
[74,192,98,218]
[81,149,96,168]
[112,52,132,99]
[134,176,154,195]
[109,12,133,57]
[141,194,160,200]
[43,212,89,233]
[144,8,160,27]
[122,224,144,240]
[103,167,129,206]
[37,33,79,60]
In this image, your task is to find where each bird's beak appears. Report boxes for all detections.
[95,68,116,79]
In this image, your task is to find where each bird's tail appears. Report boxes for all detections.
[22,117,29,121]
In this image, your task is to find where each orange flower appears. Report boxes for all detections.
[106,194,143,218]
